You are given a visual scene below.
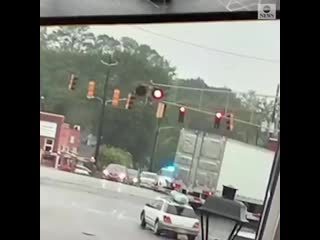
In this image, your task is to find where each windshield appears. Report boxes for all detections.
[141,172,157,180]
[106,164,126,172]
[166,205,197,218]
[40,20,279,240]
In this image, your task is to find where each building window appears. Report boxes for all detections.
[45,146,51,151]
[44,138,54,152]
[70,136,75,144]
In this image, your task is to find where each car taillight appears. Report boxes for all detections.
[193,222,200,229]
[163,215,172,224]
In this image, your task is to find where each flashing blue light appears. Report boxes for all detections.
[166,166,175,172]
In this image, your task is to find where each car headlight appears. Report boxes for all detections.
[133,177,138,183]
[119,173,126,179]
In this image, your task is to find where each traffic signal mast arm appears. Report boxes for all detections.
[162,100,275,132]
[150,81,276,99]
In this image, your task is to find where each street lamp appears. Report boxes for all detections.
[197,186,248,240]
[93,47,118,168]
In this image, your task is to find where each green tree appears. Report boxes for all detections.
[99,145,133,168]
[40,25,275,168]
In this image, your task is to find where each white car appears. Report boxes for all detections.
[140,192,200,240]
[154,175,174,193]
[74,164,91,176]
[139,171,157,189]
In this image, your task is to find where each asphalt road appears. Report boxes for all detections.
[40,0,280,18]
[40,180,163,240]
[40,167,175,240]
[40,167,255,240]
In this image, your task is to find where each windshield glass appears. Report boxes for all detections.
[166,205,197,218]
[106,164,126,172]
[141,172,157,179]
[40,20,279,240]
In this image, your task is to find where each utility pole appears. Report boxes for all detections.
[94,67,110,167]
[93,52,118,168]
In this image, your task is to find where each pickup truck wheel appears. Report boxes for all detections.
[153,220,161,235]
[140,211,146,229]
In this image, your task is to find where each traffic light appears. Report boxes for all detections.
[178,106,186,123]
[156,102,167,118]
[226,113,234,131]
[135,85,148,97]
[214,111,223,129]
[68,73,77,91]
[87,80,96,98]
[135,84,165,101]
[151,88,165,101]
[125,93,136,109]
[112,88,121,107]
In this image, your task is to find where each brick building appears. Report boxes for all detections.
[58,123,81,154]
[40,112,65,153]
[40,111,81,167]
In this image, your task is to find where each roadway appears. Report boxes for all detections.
[40,167,255,240]
[40,167,173,240]
[41,180,162,240]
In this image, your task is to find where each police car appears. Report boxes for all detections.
[140,191,200,240]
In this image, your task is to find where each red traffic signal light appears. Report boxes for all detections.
[178,106,186,123]
[151,88,164,100]
[179,106,186,113]
[214,111,223,129]
[215,112,222,119]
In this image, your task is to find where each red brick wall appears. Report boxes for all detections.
[40,112,65,152]
[59,123,81,153]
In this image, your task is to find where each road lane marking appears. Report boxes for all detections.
[86,208,106,215]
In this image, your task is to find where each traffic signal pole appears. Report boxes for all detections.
[93,54,118,168]
[149,118,161,172]
[94,67,110,168]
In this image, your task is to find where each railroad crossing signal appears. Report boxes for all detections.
[87,80,96,98]
[214,111,223,129]
[156,102,167,118]
[68,73,78,91]
[112,88,121,107]
[178,106,186,123]
[125,93,136,109]
[226,113,234,131]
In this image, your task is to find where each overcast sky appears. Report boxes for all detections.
[89,21,279,95]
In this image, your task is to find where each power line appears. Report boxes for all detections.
[133,26,280,64]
